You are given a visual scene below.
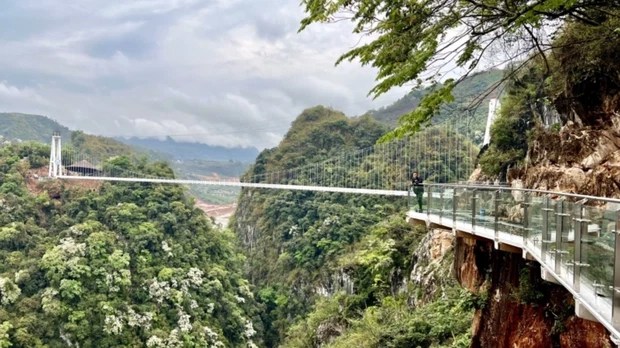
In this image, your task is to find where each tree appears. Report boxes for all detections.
[300,0,620,139]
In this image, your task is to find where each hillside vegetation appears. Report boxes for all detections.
[370,69,503,141]
[0,113,72,144]
[69,131,136,158]
[234,106,476,346]
[0,113,245,204]
[0,141,261,347]
[479,9,620,192]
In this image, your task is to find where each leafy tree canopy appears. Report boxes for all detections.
[300,0,619,139]
[0,142,261,347]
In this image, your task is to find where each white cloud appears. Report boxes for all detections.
[0,0,409,149]
[100,0,202,19]
[0,81,50,109]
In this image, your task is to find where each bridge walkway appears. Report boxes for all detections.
[407,184,620,344]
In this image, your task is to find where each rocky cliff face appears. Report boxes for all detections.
[408,227,454,303]
[517,118,620,198]
[454,236,613,347]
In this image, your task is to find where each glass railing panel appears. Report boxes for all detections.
[475,189,495,231]
[541,197,557,265]
[437,187,443,217]
[455,187,473,225]
[429,186,443,215]
[557,200,575,283]
[441,187,455,219]
[580,204,615,317]
[527,195,545,257]
[496,190,524,237]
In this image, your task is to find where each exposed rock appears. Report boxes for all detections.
[507,205,524,222]
[454,235,613,347]
[429,228,453,261]
[409,228,455,303]
[315,270,354,297]
[560,317,613,348]
[524,122,620,198]
[315,320,345,347]
[453,236,488,293]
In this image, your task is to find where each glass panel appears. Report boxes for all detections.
[558,200,574,283]
[581,204,615,318]
[442,187,455,219]
[540,197,557,265]
[454,187,472,224]
[475,189,495,231]
[434,187,442,217]
[429,186,443,215]
[496,190,523,237]
[527,195,545,257]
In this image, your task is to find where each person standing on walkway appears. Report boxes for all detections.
[411,171,424,212]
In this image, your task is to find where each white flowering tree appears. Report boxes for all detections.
[0,143,261,347]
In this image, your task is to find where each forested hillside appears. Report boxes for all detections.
[478,8,620,192]
[0,141,261,347]
[0,113,72,144]
[369,69,503,140]
[69,131,136,158]
[234,106,477,346]
[0,112,245,205]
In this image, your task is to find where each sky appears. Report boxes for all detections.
[0,0,410,149]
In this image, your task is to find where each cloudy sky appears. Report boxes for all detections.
[0,0,411,149]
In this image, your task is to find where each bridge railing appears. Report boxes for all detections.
[409,183,620,335]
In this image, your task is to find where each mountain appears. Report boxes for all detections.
[0,113,72,144]
[117,137,260,162]
[233,106,477,346]
[369,69,504,135]
[70,130,136,158]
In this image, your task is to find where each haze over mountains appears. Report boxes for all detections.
[118,136,259,162]
[0,113,259,163]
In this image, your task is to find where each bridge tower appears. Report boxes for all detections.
[482,98,501,146]
[48,133,62,178]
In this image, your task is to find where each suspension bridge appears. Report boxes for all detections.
[45,112,620,343]
[47,121,480,196]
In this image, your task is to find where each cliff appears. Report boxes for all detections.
[454,235,613,347]
[518,120,620,198]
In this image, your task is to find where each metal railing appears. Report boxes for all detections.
[408,183,620,339]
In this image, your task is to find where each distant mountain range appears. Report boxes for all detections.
[117,137,259,162]
[0,113,259,163]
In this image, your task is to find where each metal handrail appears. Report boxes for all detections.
[422,182,620,204]
[408,184,620,342]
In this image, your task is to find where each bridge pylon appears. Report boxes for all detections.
[483,98,500,146]
[48,133,62,178]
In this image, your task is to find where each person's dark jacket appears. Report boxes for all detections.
[411,176,423,187]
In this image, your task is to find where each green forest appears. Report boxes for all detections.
[0,142,261,347]
[233,106,476,347]
[2,1,620,346]
[0,105,479,347]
